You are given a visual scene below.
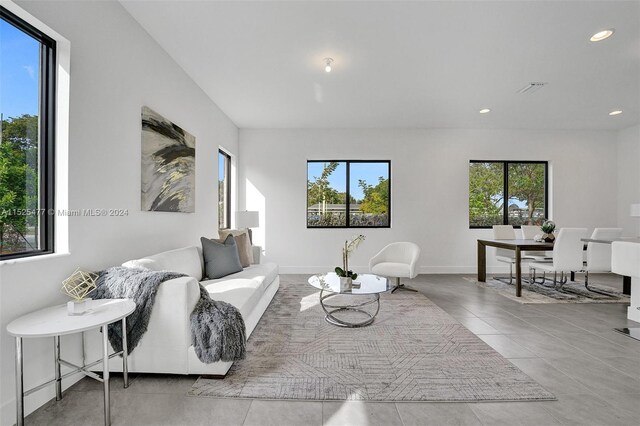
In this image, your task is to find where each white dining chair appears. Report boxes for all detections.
[492,225,527,284]
[583,228,623,295]
[529,228,587,289]
[521,225,553,261]
[612,241,640,329]
[369,242,421,293]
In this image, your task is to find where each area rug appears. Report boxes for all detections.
[466,276,630,305]
[189,278,555,402]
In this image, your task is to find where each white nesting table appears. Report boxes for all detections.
[6,299,135,426]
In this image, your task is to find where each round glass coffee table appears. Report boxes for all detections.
[308,273,390,328]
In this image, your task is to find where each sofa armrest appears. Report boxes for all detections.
[252,246,262,264]
[83,275,201,366]
[146,276,201,346]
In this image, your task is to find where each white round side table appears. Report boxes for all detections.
[7,299,135,426]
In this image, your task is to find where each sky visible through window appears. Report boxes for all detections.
[1,18,40,119]
[307,162,388,200]
[219,152,225,181]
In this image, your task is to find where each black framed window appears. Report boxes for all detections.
[1,7,56,260]
[218,149,231,229]
[469,161,548,228]
[307,160,390,228]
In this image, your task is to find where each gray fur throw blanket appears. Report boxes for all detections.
[95,267,246,363]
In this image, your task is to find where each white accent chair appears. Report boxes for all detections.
[583,228,622,295]
[369,242,421,293]
[529,228,587,289]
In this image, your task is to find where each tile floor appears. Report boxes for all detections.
[26,273,640,425]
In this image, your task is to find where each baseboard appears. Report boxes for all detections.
[278,265,511,275]
[1,372,84,425]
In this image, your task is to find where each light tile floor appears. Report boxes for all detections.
[25,273,640,425]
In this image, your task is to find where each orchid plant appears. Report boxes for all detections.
[335,234,366,280]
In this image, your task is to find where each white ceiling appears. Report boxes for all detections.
[121,1,640,130]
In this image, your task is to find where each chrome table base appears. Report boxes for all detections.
[15,318,128,426]
[319,290,381,328]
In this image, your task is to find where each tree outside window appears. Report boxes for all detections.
[469,161,547,228]
[1,9,56,259]
[307,161,390,228]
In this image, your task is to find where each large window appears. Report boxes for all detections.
[0,7,56,260]
[218,149,231,229]
[469,161,547,228]
[307,160,390,228]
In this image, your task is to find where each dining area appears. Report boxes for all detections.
[476,223,640,339]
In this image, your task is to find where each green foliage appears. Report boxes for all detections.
[307,163,389,227]
[0,115,39,253]
[358,177,389,214]
[334,267,357,280]
[307,162,343,226]
[469,163,504,226]
[307,161,341,206]
[540,220,556,234]
[308,162,346,226]
[469,162,545,227]
[508,163,545,226]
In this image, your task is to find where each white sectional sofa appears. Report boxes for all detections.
[84,245,279,376]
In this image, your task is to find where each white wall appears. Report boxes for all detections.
[0,1,237,423]
[617,124,640,236]
[239,128,618,274]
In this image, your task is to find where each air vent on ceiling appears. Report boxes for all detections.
[517,82,547,94]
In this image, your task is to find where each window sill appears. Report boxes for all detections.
[0,251,70,266]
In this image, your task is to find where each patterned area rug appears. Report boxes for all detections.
[467,276,630,304]
[189,278,555,402]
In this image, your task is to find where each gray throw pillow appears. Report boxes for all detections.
[201,235,243,279]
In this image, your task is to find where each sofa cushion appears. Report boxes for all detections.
[215,233,253,268]
[201,235,243,279]
[370,261,410,278]
[218,228,250,241]
[122,246,203,281]
[201,262,278,294]
[234,233,253,267]
[205,279,263,320]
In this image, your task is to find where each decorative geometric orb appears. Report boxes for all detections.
[61,268,98,301]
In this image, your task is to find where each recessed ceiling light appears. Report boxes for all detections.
[323,58,333,73]
[590,29,615,42]
[609,110,623,116]
[479,108,491,114]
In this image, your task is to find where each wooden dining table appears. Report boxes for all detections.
[477,239,555,297]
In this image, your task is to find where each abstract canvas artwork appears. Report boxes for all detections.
[141,106,196,212]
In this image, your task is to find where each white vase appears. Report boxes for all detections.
[340,277,353,292]
[67,298,91,315]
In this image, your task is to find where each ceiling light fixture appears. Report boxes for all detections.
[323,57,333,73]
[590,29,615,42]
[479,108,491,114]
[609,110,623,116]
